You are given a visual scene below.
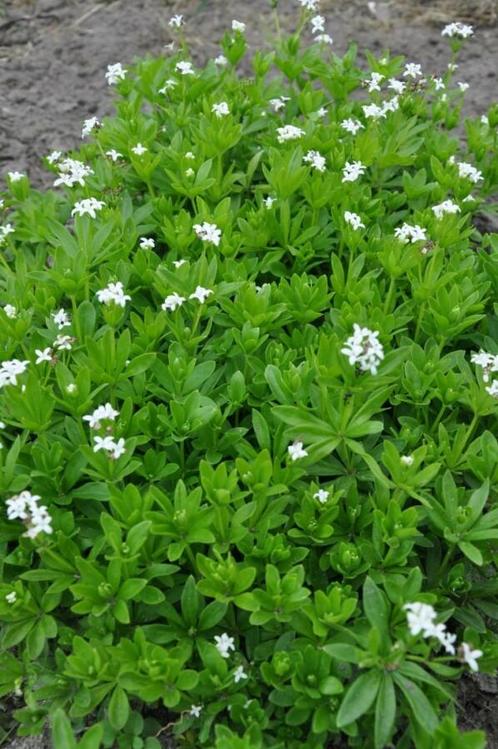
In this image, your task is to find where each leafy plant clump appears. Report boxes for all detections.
[1,4,498,748]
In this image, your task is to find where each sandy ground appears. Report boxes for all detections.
[1,0,498,746]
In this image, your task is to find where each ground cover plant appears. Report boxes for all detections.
[1,1,498,747]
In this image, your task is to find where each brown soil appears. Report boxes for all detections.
[1,0,498,747]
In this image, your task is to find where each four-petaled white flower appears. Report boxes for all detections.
[4,304,17,319]
[264,196,276,209]
[96,281,131,308]
[395,223,427,244]
[189,286,213,303]
[303,150,326,172]
[342,160,366,183]
[81,116,100,138]
[344,211,365,230]
[388,78,406,94]
[269,96,290,112]
[214,632,236,658]
[214,55,228,66]
[341,118,364,135]
[169,14,184,28]
[310,14,325,34]
[105,63,126,85]
[0,359,29,389]
[189,704,203,718]
[93,435,126,459]
[35,348,53,365]
[315,34,333,45]
[162,293,186,312]
[6,591,16,604]
[131,143,148,156]
[298,0,319,9]
[173,259,187,268]
[72,198,105,219]
[460,642,483,672]
[176,61,195,76]
[277,125,305,143]
[212,101,230,118]
[139,237,155,250]
[106,149,123,161]
[234,665,248,683]
[341,324,384,375]
[442,22,474,39]
[288,441,308,461]
[471,350,498,383]
[403,62,422,79]
[54,335,73,350]
[457,81,469,92]
[313,489,329,504]
[47,150,62,164]
[52,309,71,329]
[366,71,384,93]
[194,221,222,246]
[432,199,461,219]
[8,171,25,183]
[83,403,119,430]
[232,20,246,32]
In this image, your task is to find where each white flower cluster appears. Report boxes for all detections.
[212,102,230,118]
[313,488,329,503]
[456,161,483,184]
[432,199,461,219]
[93,435,126,459]
[6,490,53,539]
[7,171,25,183]
[132,143,147,156]
[362,96,400,120]
[403,62,423,79]
[471,351,498,397]
[269,96,290,112]
[344,211,365,230]
[81,116,100,138]
[105,63,126,85]
[213,632,248,681]
[83,403,125,459]
[277,125,305,143]
[168,14,184,28]
[96,281,131,308]
[176,60,195,76]
[366,71,384,93]
[404,602,482,670]
[341,324,384,375]
[288,440,309,461]
[161,286,213,312]
[342,160,366,183]
[0,359,29,389]
[232,19,246,32]
[298,0,320,9]
[53,158,94,188]
[52,309,71,329]
[303,150,326,172]
[341,118,364,135]
[309,14,333,45]
[139,237,155,250]
[4,304,16,319]
[194,222,222,246]
[0,223,14,245]
[442,22,474,39]
[395,223,427,243]
[72,197,105,219]
[83,402,119,429]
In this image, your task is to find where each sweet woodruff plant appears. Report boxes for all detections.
[1,1,498,747]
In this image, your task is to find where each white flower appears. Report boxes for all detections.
[93,435,116,453]
[66,384,77,394]
[131,143,147,156]
[4,304,16,319]
[344,211,365,230]
[52,309,71,329]
[35,348,53,365]
[106,149,123,161]
[366,72,384,92]
[362,103,386,120]
[169,14,184,28]
[457,81,469,92]
[303,150,326,172]
[159,79,177,93]
[316,106,327,118]
[432,199,461,219]
[313,488,329,503]
[81,116,100,138]
[185,168,194,178]
[47,150,62,164]
[109,437,126,459]
[442,22,474,39]
[194,221,222,246]
[189,704,203,717]
[433,77,445,91]
[264,196,276,209]
[214,632,236,658]
[471,350,498,383]
[395,223,427,243]
[232,20,246,32]
[404,602,437,636]
[26,505,53,538]
[314,34,333,45]
[214,55,228,66]
[342,160,366,183]
[0,421,5,429]
[234,665,248,683]
[72,198,105,219]
[388,78,406,94]
[341,118,364,135]
[460,642,483,672]
[298,0,320,9]
[341,324,384,375]
[6,491,52,538]
[96,281,131,308]
[176,61,195,75]
[401,455,414,466]
[54,158,94,188]
[310,14,325,33]
[139,237,155,250]
[276,125,305,143]
[162,293,186,311]
[288,441,308,461]
[0,223,15,244]
[5,591,16,604]
[0,359,29,389]
[83,403,119,430]
[212,101,230,118]
[485,380,498,399]
[105,63,126,85]
[481,114,489,126]
[54,335,73,351]
[189,286,213,303]
[8,171,25,183]
[173,259,187,268]
[403,62,423,79]
[269,96,290,112]
[457,161,483,183]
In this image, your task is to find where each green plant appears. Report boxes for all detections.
[0,3,497,748]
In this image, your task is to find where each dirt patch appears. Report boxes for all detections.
[458,674,498,747]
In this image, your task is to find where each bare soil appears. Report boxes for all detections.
[1,0,498,746]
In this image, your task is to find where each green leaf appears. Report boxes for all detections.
[459,541,483,566]
[363,577,389,641]
[108,686,129,731]
[374,674,396,749]
[336,670,382,728]
[181,575,200,626]
[393,672,438,733]
[51,708,77,749]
